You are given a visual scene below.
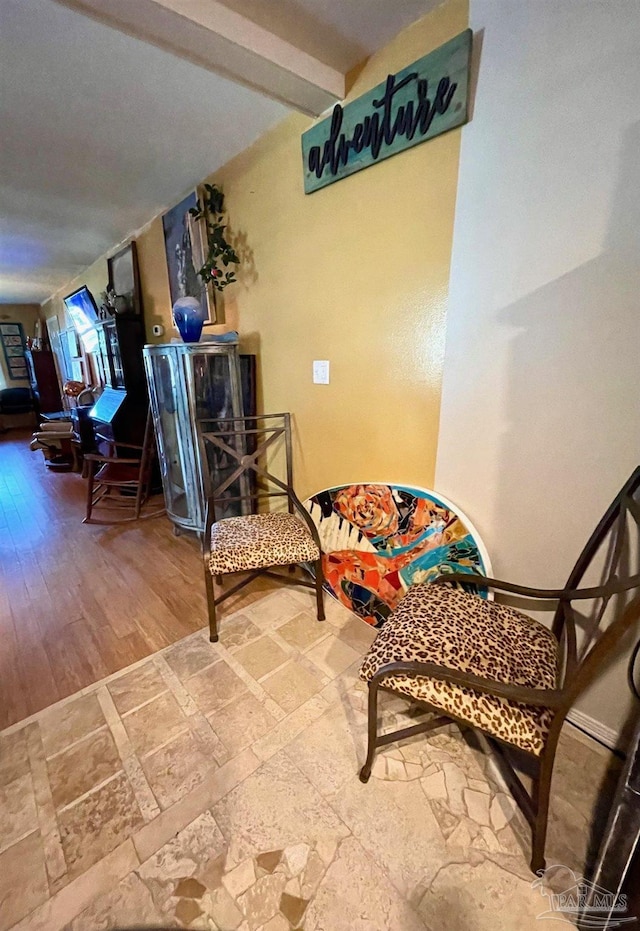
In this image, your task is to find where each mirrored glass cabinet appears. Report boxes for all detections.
[143,340,256,535]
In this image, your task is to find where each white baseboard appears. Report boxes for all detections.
[567,709,619,751]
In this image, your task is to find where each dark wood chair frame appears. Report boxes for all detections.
[359,466,640,874]
[83,409,164,524]
[201,412,325,643]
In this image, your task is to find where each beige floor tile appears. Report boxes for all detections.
[137,811,226,918]
[0,771,38,852]
[122,691,189,756]
[47,728,122,810]
[107,661,168,716]
[285,585,323,611]
[10,840,140,931]
[305,634,361,678]
[0,727,30,788]
[163,634,222,680]
[24,722,68,888]
[0,831,49,931]
[319,657,366,703]
[207,692,277,756]
[261,661,324,714]
[318,593,357,627]
[417,855,561,931]
[329,769,447,900]
[141,729,218,810]
[238,871,287,928]
[188,712,231,767]
[277,612,328,651]
[234,636,289,680]
[334,615,378,654]
[153,655,200,717]
[544,727,621,872]
[427,730,488,783]
[39,693,106,758]
[211,751,350,866]
[218,613,264,650]
[69,872,165,930]
[304,836,427,931]
[252,695,329,763]
[244,590,307,630]
[58,772,144,877]
[121,752,161,824]
[186,660,249,714]
[284,703,366,797]
[132,749,260,863]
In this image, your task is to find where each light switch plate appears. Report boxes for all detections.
[313,360,330,384]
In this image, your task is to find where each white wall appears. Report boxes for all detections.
[436,0,640,745]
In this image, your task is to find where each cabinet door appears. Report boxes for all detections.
[96,327,111,386]
[145,349,198,525]
[188,349,248,520]
[106,323,126,389]
[189,350,242,422]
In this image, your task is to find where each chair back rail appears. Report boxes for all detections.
[551,467,640,634]
[431,467,640,716]
[201,422,288,508]
[200,413,323,553]
[552,468,640,707]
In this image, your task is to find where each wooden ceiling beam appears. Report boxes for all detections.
[55,0,345,116]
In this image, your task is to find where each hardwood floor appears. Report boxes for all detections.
[0,428,274,730]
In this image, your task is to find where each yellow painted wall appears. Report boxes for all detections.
[0,303,41,387]
[139,0,468,498]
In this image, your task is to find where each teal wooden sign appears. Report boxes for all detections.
[301,29,472,194]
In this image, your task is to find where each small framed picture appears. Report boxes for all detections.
[0,321,28,380]
[107,241,142,315]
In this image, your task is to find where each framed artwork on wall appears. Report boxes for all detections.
[0,322,28,380]
[161,191,215,324]
[107,241,142,315]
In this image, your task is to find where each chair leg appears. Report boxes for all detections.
[530,748,555,873]
[134,483,145,519]
[314,558,325,622]
[359,681,379,783]
[204,567,219,642]
[83,462,96,523]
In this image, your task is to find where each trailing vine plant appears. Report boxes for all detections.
[189,184,239,292]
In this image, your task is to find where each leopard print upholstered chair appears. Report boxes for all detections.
[359,467,640,874]
[200,413,324,642]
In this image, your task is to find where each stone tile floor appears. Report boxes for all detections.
[0,588,619,930]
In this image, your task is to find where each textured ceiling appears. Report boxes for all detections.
[0,0,438,304]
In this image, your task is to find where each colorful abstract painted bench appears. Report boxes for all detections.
[304,483,491,628]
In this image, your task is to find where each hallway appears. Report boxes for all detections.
[0,429,268,730]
